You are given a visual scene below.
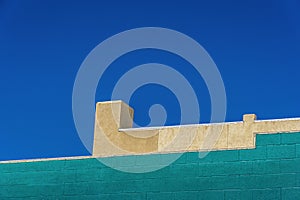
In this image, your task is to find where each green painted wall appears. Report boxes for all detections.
[1,132,300,200]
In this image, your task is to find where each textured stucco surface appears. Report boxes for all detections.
[93,101,300,157]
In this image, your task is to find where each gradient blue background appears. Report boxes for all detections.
[0,0,299,161]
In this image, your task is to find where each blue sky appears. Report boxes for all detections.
[0,0,299,161]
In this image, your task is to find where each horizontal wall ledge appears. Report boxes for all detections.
[93,100,300,157]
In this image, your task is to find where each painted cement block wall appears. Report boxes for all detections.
[0,132,300,200]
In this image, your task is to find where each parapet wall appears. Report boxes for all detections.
[1,101,300,199]
[93,101,300,157]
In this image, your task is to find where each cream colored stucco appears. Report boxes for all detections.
[93,101,300,157]
[1,100,299,164]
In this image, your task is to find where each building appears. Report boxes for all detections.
[1,101,300,199]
